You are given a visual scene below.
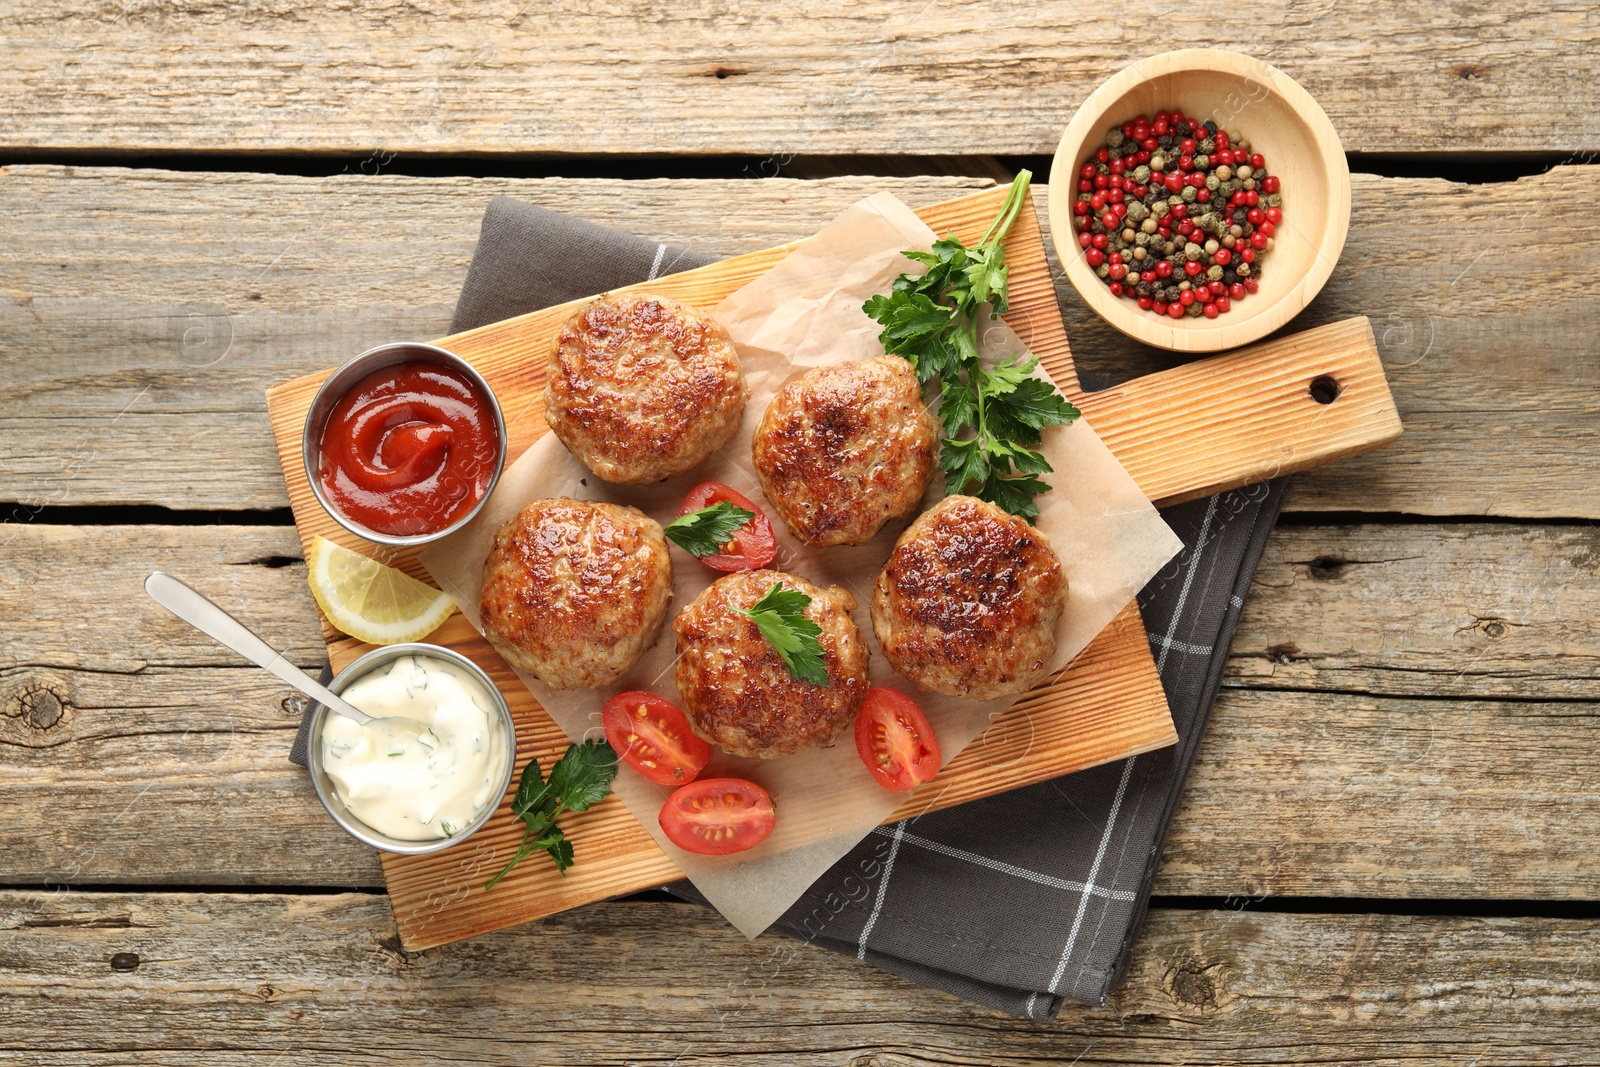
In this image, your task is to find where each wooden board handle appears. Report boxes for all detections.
[1074,316,1401,507]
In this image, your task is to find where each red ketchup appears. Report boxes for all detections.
[316,361,499,537]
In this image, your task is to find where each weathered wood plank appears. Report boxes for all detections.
[1157,686,1600,900]
[4,165,1597,516]
[15,512,1600,706]
[3,2,1597,156]
[6,524,1598,897]
[1226,522,1600,699]
[1,893,1596,1063]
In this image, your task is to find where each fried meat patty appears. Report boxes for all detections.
[480,498,672,690]
[871,495,1067,700]
[752,356,939,546]
[673,569,870,759]
[544,292,748,485]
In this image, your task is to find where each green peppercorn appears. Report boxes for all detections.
[1184,242,1203,261]
[1177,280,1191,291]
[1193,154,1209,170]
[1126,201,1150,223]
[1106,128,1126,148]
[1133,165,1151,184]
[1266,193,1283,208]
[1198,138,1216,155]
[1180,185,1197,203]
[1187,302,1204,317]
[1207,264,1224,281]
[1096,263,1110,279]
[1151,201,1170,219]
[1242,177,1257,191]
[1205,173,1221,192]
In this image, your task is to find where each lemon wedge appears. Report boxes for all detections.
[306,536,456,645]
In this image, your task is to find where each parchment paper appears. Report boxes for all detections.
[421,192,1183,938]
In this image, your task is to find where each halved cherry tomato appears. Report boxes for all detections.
[658,778,776,856]
[602,691,710,787]
[854,687,942,792]
[676,481,777,572]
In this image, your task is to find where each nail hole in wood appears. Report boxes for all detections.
[110,952,141,972]
[1308,556,1345,581]
[1309,376,1342,405]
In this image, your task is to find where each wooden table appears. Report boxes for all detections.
[3,4,1597,1062]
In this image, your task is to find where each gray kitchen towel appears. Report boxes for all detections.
[293,194,1290,1019]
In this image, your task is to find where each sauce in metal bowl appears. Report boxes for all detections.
[315,361,500,538]
[319,652,512,842]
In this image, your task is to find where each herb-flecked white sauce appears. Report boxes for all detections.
[321,655,509,841]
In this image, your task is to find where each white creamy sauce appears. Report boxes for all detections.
[320,655,510,841]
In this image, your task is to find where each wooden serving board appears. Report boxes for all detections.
[265,186,1401,950]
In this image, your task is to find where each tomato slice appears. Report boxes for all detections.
[676,481,777,572]
[602,691,711,787]
[854,687,943,792]
[658,778,776,856]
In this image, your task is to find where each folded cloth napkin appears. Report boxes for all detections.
[293,194,1289,1019]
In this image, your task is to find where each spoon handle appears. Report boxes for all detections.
[144,571,372,725]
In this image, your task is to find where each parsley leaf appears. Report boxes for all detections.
[485,738,618,889]
[861,170,1082,520]
[663,501,755,558]
[545,738,619,813]
[735,582,829,686]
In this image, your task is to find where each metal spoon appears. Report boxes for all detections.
[144,571,375,725]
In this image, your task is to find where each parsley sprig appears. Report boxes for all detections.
[863,170,1081,521]
[484,738,618,889]
[735,582,828,686]
[663,501,755,558]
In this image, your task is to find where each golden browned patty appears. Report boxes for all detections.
[543,292,748,485]
[751,356,940,546]
[673,569,870,759]
[480,498,672,690]
[871,495,1067,700]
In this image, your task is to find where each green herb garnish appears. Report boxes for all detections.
[735,582,828,686]
[863,170,1081,521]
[484,738,618,889]
[663,501,756,558]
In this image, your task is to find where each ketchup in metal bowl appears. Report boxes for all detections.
[315,361,501,538]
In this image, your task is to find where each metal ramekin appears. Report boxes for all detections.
[306,643,517,855]
[302,341,507,547]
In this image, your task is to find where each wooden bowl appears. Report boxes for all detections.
[1048,48,1350,352]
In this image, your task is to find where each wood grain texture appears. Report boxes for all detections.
[1226,523,1600,700]
[6,523,1598,899]
[1157,687,1600,901]
[3,892,1598,1065]
[1079,317,1401,506]
[3,166,1594,516]
[2,2,1597,156]
[264,185,1196,949]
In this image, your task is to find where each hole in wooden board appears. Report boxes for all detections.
[1309,376,1342,405]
